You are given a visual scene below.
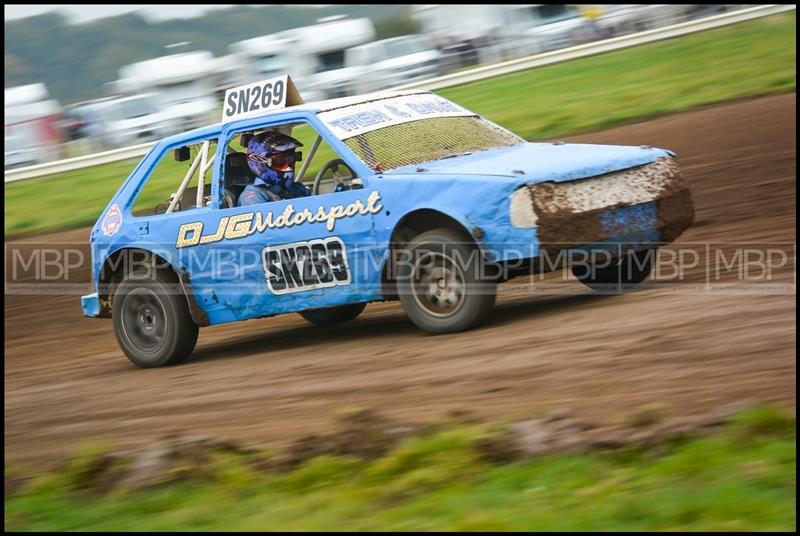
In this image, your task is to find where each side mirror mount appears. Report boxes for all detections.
[173,146,190,162]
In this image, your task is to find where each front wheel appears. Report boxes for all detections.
[571,248,655,291]
[396,228,496,334]
[112,273,198,368]
[299,302,366,326]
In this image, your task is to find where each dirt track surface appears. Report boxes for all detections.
[5,94,796,468]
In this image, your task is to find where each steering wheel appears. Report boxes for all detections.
[313,159,358,195]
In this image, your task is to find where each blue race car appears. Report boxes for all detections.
[82,76,694,367]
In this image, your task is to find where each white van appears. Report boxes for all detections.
[82,94,176,149]
[4,133,45,169]
[345,35,443,94]
[116,51,219,133]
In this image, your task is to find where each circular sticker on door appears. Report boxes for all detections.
[102,204,123,236]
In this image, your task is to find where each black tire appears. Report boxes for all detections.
[571,248,655,292]
[112,272,199,368]
[396,228,496,334]
[299,302,366,326]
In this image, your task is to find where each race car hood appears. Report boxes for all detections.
[386,142,674,185]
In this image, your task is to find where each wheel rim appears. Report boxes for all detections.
[410,251,466,318]
[120,288,168,356]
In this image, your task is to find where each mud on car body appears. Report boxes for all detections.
[82,75,694,368]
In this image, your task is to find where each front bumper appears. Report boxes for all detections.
[510,157,694,254]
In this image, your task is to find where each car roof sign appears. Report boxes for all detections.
[318,93,475,140]
[221,75,304,123]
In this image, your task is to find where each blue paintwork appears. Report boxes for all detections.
[81,292,100,317]
[82,93,683,325]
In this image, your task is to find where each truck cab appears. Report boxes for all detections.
[229,16,375,101]
[116,51,219,134]
[344,34,443,95]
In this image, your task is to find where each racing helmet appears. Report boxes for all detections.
[246,131,303,188]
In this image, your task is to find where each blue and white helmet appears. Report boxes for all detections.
[246,131,303,189]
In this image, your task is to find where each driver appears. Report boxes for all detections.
[238,131,311,206]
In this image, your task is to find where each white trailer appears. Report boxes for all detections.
[229,16,376,101]
[115,51,219,133]
[4,83,62,163]
[410,5,536,67]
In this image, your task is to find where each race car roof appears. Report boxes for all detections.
[160,89,444,145]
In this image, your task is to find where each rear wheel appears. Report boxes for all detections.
[396,228,496,334]
[112,272,198,368]
[299,302,366,326]
[571,248,655,291]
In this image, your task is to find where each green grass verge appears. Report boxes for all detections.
[443,12,796,139]
[4,12,795,238]
[4,406,795,531]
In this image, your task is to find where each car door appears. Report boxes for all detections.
[182,118,384,323]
